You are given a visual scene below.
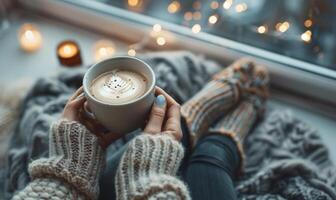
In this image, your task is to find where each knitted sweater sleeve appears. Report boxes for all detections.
[12,120,105,200]
[115,134,190,200]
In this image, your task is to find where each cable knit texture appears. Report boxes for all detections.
[209,100,259,172]
[181,58,268,148]
[181,74,240,147]
[13,120,105,200]
[115,134,190,200]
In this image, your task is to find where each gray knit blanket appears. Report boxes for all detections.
[4,52,336,200]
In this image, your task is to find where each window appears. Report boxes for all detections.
[93,0,336,70]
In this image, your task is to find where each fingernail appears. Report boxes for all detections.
[155,95,166,107]
[76,93,85,99]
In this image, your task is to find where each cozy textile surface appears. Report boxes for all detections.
[4,52,336,199]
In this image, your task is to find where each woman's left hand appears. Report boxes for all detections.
[144,87,183,141]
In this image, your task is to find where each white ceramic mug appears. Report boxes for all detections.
[83,56,156,134]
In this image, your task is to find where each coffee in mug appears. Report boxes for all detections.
[83,56,156,134]
[90,70,149,104]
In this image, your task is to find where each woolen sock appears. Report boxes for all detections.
[181,78,240,147]
[208,96,265,172]
[181,58,268,148]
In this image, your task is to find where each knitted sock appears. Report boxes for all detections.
[181,78,240,147]
[181,58,268,147]
[209,94,267,173]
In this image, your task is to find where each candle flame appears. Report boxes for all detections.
[18,23,42,52]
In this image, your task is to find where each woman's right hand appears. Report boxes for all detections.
[144,87,182,141]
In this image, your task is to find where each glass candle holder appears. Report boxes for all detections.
[18,23,42,52]
[57,40,82,67]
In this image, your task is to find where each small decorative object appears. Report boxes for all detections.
[57,40,82,67]
[18,23,42,52]
[93,39,116,62]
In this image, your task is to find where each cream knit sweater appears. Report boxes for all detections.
[12,120,190,200]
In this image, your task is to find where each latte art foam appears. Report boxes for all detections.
[90,70,148,104]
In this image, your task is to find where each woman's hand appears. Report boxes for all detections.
[61,86,122,149]
[144,87,182,141]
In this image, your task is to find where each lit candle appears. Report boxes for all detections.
[57,40,82,67]
[93,39,116,62]
[18,23,42,52]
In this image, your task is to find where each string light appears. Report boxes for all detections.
[128,48,136,56]
[223,0,233,10]
[301,30,312,43]
[153,24,162,32]
[304,19,313,28]
[184,12,193,21]
[208,15,218,24]
[93,40,116,62]
[128,0,140,7]
[191,24,201,33]
[210,1,219,9]
[156,36,166,46]
[168,1,181,13]
[193,11,202,20]
[257,25,267,34]
[235,3,247,13]
[193,1,201,10]
[276,21,290,33]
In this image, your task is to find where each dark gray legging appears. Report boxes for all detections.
[181,134,239,200]
[99,120,240,200]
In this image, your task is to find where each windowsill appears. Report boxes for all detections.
[0,6,335,163]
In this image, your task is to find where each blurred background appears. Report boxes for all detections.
[100,0,336,69]
[0,0,336,198]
